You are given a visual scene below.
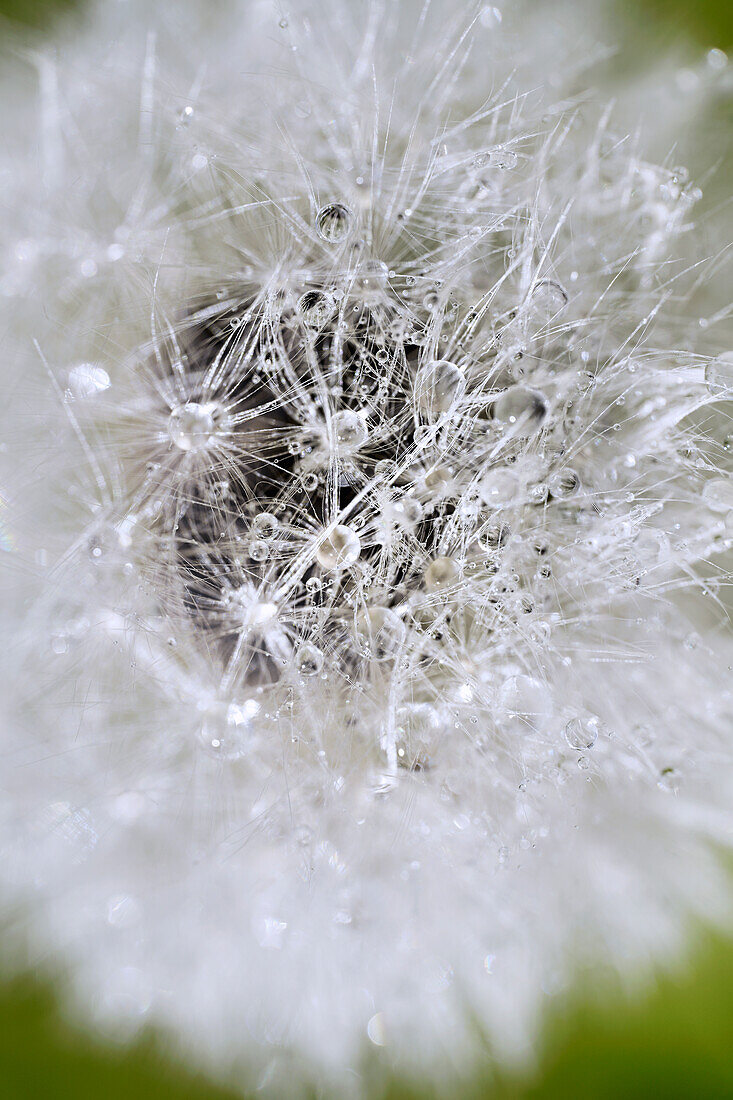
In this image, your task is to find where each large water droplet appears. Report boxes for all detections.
[530,279,568,320]
[564,715,602,750]
[251,512,280,540]
[332,410,368,453]
[479,467,520,506]
[316,203,353,242]
[702,477,733,513]
[353,260,389,299]
[492,386,546,430]
[354,606,406,660]
[67,363,111,399]
[316,525,361,569]
[549,468,580,498]
[424,555,459,590]
[415,359,466,420]
[298,289,335,327]
[295,643,324,676]
[168,402,224,452]
[705,352,733,395]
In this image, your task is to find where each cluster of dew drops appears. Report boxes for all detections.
[99,159,733,780]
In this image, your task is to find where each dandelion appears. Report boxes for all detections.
[1,0,731,1092]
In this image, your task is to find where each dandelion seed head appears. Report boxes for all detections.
[1,0,732,1088]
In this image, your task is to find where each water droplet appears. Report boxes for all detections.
[549,468,581,498]
[424,466,453,495]
[492,386,546,430]
[705,352,733,395]
[564,715,602,750]
[332,410,368,453]
[530,280,568,320]
[480,467,520,506]
[316,525,361,569]
[354,606,406,660]
[479,6,502,28]
[415,359,466,420]
[67,363,111,399]
[353,259,389,298]
[489,147,517,170]
[424,555,459,590]
[251,512,280,540]
[702,478,733,513]
[199,699,259,759]
[295,643,324,676]
[297,289,335,327]
[168,402,225,452]
[316,203,353,242]
[367,1012,386,1046]
[249,540,270,562]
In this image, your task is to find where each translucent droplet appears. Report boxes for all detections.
[295,643,324,676]
[489,147,518,170]
[332,410,368,453]
[354,606,406,660]
[394,702,441,767]
[298,289,335,327]
[530,280,568,320]
[199,699,259,760]
[316,525,361,569]
[415,359,466,420]
[353,260,389,298]
[316,203,353,242]
[168,402,224,452]
[424,466,453,495]
[249,540,270,562]
[492,386,546,430]
[564,715,602,750]
[702,478,733,513]
[67,363,111,399]
[549,468,581,498]
[424,556,458,590]
[251,512,280,540]
[480,467,520,506]
[480,521,510,549]
[705,352,733,395]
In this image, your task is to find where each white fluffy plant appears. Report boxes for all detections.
[1,0,732,1093]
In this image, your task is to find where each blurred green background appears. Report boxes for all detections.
[1,0,731,1096]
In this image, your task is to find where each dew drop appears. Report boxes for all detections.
[251,512,280,540]
[316,203,353,242]
[353,259,389,298]
[298,289,335,327]
[702,478,733,513]
[249,540,270,562]
[316,525,361,569]
[564,715,602,750]
[67,363,111,399]
[489,147,518,170]
[705,352,733,395]
[332,410,368,453]
[480,467,520,506]
[530,279,568,320]
[549,468,581,498]
[168,402,224,452]
[295,643,324,676]
[492,385,546,430]
[415,359,466,420]
[354,606,406,660]
[424,555,459,590]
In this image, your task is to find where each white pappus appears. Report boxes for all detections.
[0,0,732,1094]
